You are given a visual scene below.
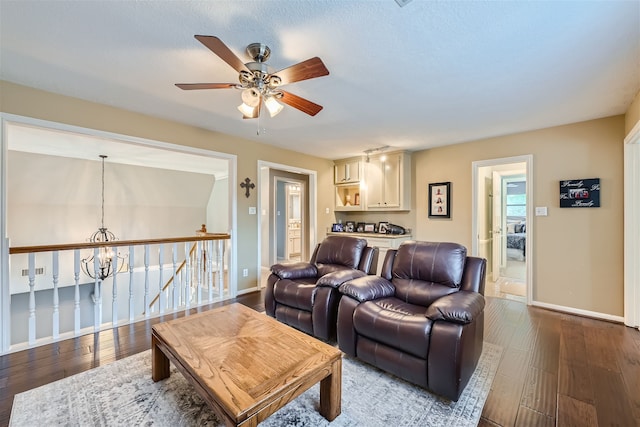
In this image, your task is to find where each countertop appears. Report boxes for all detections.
[326,232,412,239]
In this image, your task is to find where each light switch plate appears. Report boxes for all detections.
[249,207,257,215]
[535,206,548,216]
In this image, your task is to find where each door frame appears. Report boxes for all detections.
[624,121,640,329]
[472,155,533,304]
[257,161,317,289]
[274,177,305,262]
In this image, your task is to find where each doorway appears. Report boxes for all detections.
[472,156,533,304]
[258,162,317,289]
[275,179,304,263]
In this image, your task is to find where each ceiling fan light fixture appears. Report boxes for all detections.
[237,102,257,118]
[241,88,261,107]
[264,96,284,117]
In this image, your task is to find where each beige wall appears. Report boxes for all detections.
[7,151,215,246]
[1,81,628,316]
[413,116,625,316]
[0,81,335,291]
[625,89,640,136]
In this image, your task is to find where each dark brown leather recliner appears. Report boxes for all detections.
[265,235,378,341]
[337,241,486,401]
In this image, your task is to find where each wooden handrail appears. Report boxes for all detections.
[146,242,199,312]
[8,233,230,255]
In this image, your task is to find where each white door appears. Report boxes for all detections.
[491,171,504,282]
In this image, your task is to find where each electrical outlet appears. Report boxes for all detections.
[242,268,249,277]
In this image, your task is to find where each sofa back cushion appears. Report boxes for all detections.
[392,241,467,306]
[315,235,367,275]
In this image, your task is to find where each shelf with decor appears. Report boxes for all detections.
[335,183,363,211]
[327,231,412,274]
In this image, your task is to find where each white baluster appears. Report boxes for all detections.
[184,242,191,309]
[207,240,214,301]
[179,268,185,307]
[217,240,225,297]
[93,248,102,331]
[172,243,178,310]
[196,241,202,304]
[128,246,135,321]
[27,253,36,345]
[112,248,118,327]
[158,245,165,314]
[74,250,80,334]
[144,244,150,317]
[52,251,60,339]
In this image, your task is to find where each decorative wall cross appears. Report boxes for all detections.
[240,177,255,198]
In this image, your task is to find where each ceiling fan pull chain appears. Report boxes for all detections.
[257,111,261,136]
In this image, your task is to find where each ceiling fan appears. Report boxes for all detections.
[176,35,330,119]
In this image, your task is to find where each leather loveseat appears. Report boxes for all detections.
[337,240,486,401]
[265,235,378,341]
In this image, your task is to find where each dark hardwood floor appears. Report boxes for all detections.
[0,292,638,426]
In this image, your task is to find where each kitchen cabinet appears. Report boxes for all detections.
[334,158,362,184]
[287,227,301,259]
[365,151,411,211]
[334,157,364,211]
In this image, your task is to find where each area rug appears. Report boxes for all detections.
[10,343,502,427]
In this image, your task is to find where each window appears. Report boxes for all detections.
[506,193,526,217]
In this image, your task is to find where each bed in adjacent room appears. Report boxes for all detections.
[506,221,526,259]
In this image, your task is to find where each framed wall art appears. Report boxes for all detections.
[559,178,600,208]
[428,182,451,218]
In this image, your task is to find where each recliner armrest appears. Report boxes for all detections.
[317,269,367,289]
[339,276,396,302]
[425,291,485,325]
[270,262,318,279]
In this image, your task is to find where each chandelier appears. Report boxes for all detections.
[81,155,126,280]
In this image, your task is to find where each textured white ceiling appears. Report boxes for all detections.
[1,0,639,160]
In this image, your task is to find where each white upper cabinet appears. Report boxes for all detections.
[365,151,411,211]
[334,158,362,184]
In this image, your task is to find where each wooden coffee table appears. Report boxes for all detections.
[151,303,342,426]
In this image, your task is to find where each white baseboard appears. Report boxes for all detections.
[237,286,261,296]
[531,300,624,323]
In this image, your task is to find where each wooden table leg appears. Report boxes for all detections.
[319,357,341,421]
[152,333,170,382]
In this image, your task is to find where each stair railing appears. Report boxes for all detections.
[5,233,230,355]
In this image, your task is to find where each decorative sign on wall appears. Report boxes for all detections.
[559,178,600,208]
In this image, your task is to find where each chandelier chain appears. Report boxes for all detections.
[100,155,106,229]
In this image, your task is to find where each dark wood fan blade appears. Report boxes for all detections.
[194,35,249,73]
[273,57,329,85]
[175,83,237,90]
[279,90,323,116]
